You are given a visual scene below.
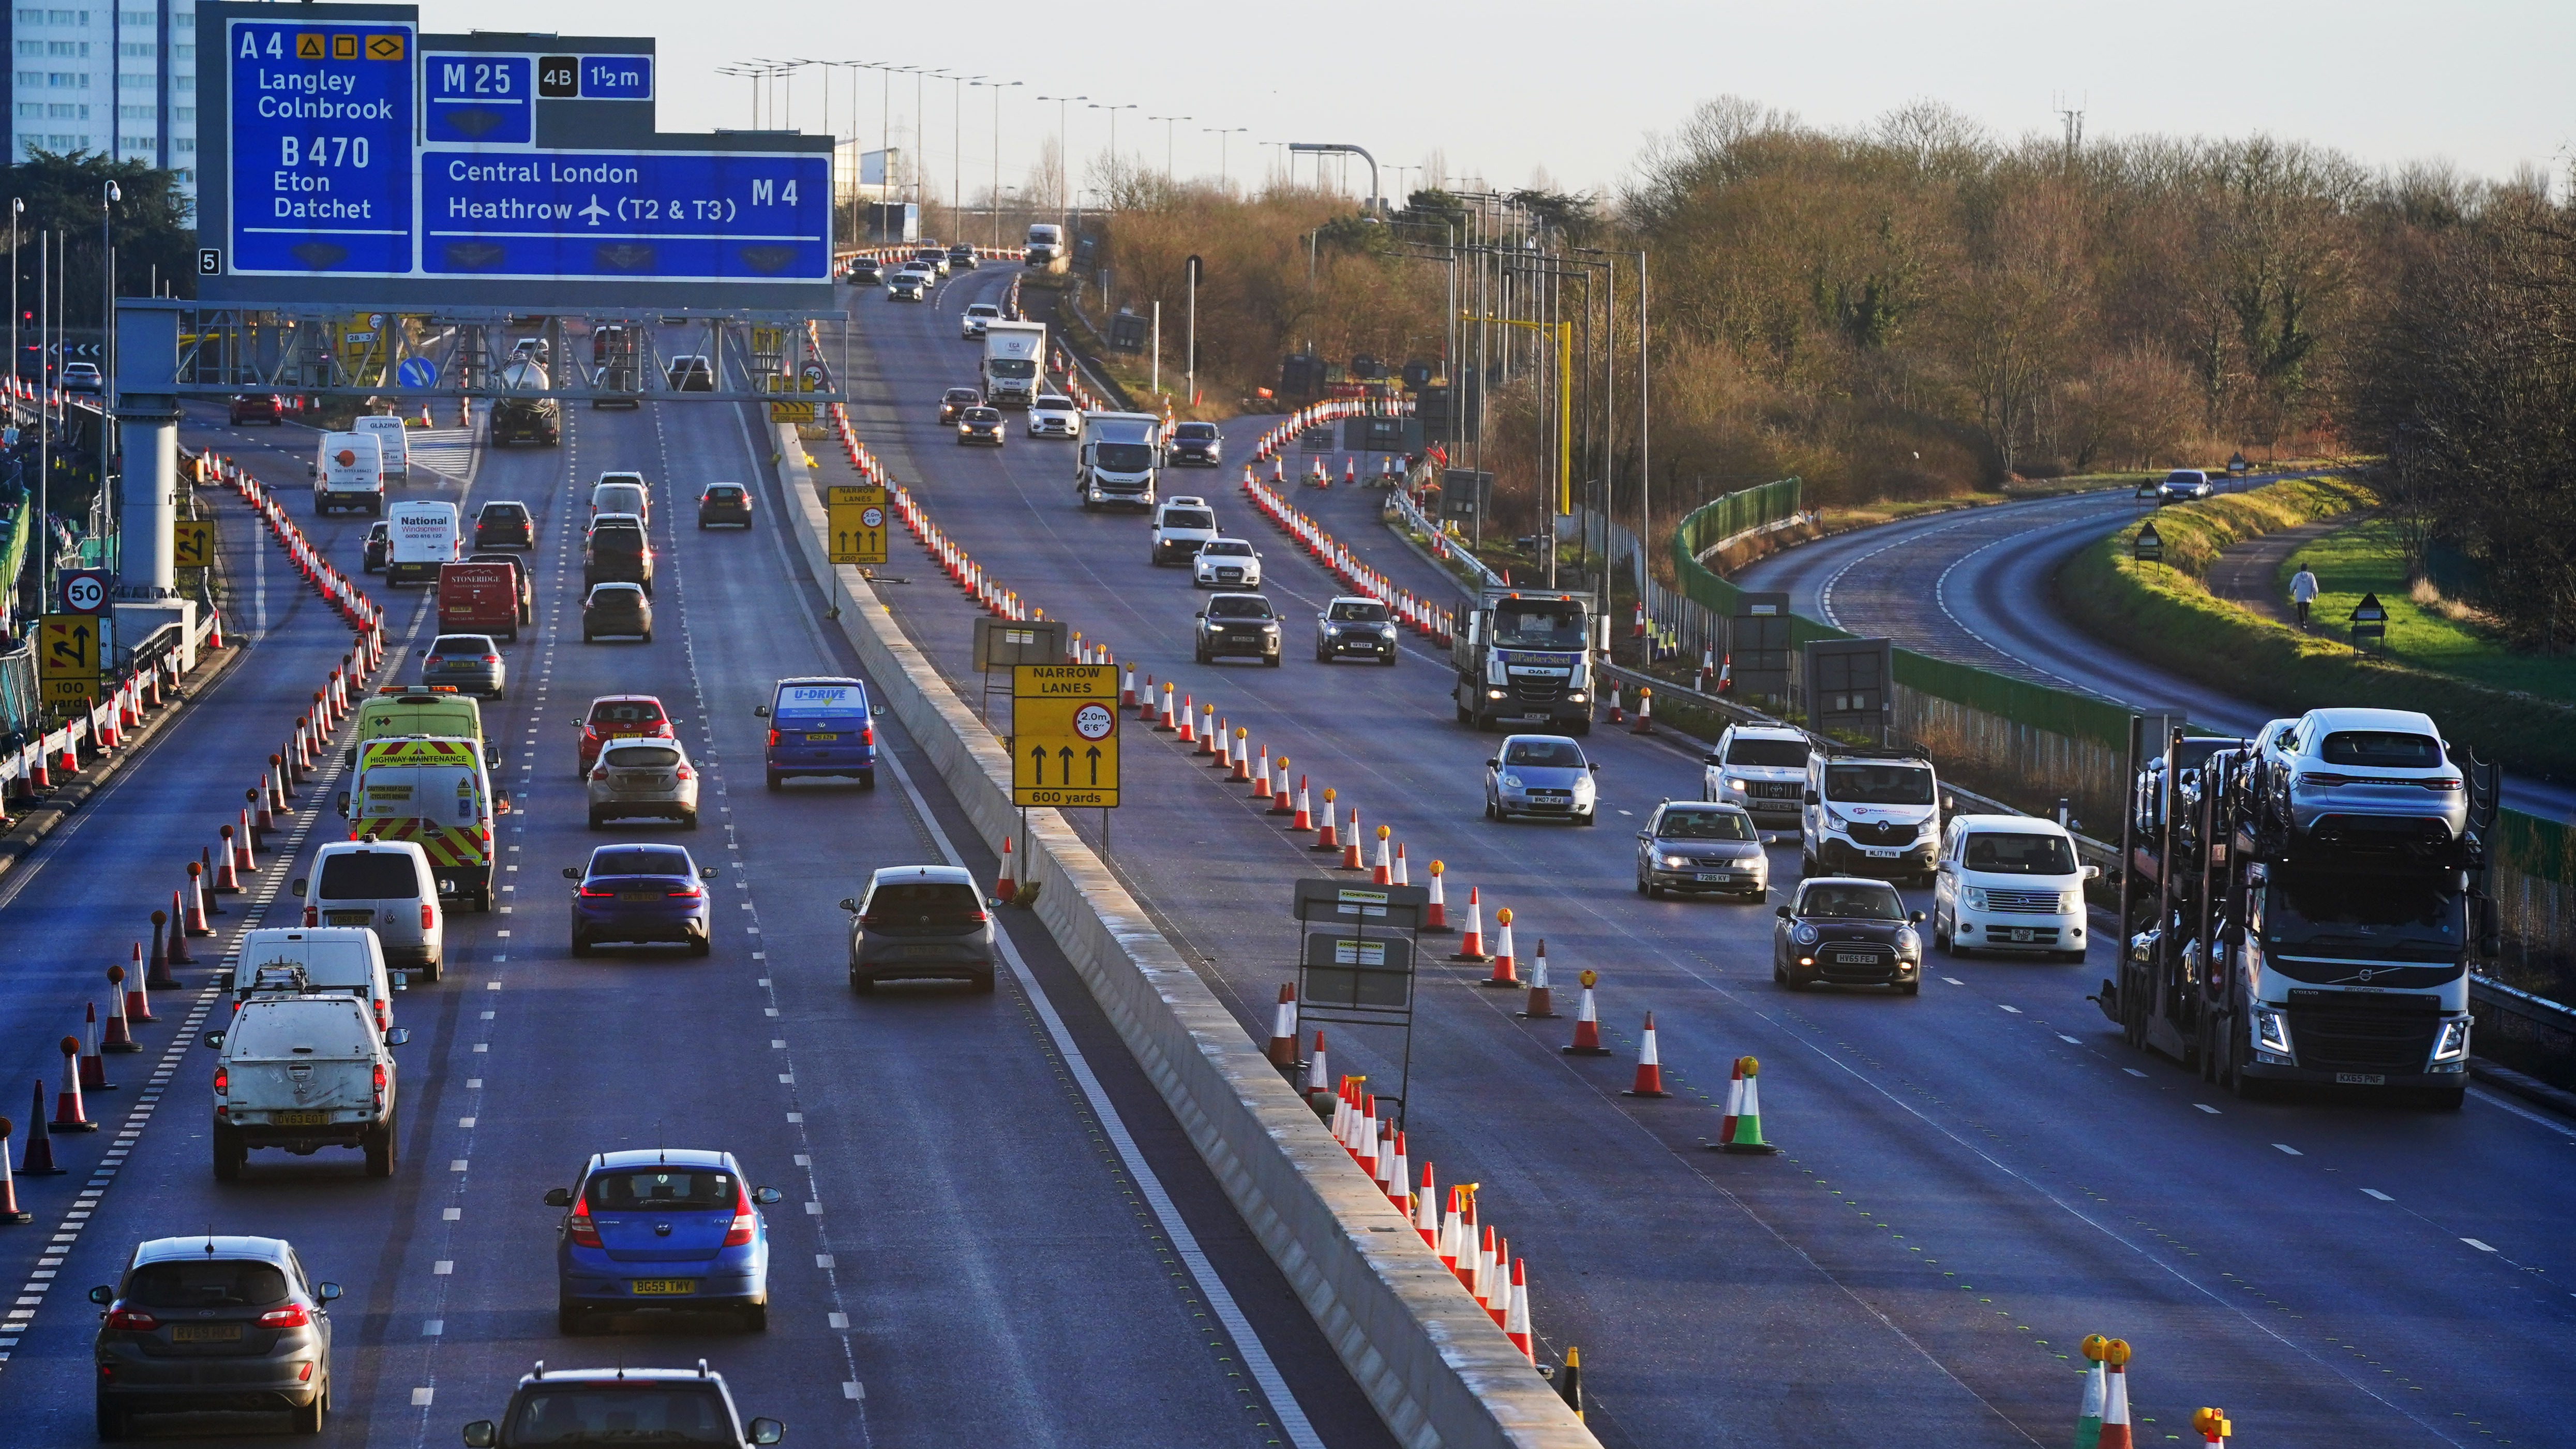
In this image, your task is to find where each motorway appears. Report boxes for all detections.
[819,265,2576,1447]
[0,382,1387,1444]
[1733,487,2576,820]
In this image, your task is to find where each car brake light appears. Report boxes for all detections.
[675,765,694,781]
[2423,777,2462,791]
[591,767,609,781]
[566,1202,603,1248]
[482,655,500,665]
[582,724,600,739]
[373,1062,387,1093]
[105,1308,159,1332]
[304,905,319,927]
[667,886,703,899]
[862,726,874,746]
[725,1185,757,1246]
[424,656,443,667]
[422,903,436,929]
[578,885,615,898]
[213,1066,228,1094]
[376,999,390,1032]
[258,1303,311,1328]
[767,729,779,749]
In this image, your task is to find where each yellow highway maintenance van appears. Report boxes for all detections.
[338,736,511,911]
[345,685,495,769]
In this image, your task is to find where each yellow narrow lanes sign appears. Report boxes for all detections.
[1012,664,1117,807]
[827,485,888,565]
[37,614,102,708]
[173,518,215,570]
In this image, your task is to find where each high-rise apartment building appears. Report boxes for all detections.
[1,3,198,199]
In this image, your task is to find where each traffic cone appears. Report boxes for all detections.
[0,1117,31,1222]
[250,782,275,841]
[19,1081,63,1171]
[1504,1260,1533,1359]
[1623,1012,1670,1096]
[1424,860,1450,932]
[1631,600,1647,639]
[1303,1032,1331,1115]
[1481,909,1519,987]
[1720,1056,1780,1153]
[1120,665,1137,707]
[148,910,182,987]
[1392,842,1410,887]
[1555,1346,1583,1421]
[1373,1121,1398,1202]
[1230,730,1252,782]
[26,748,49,791]
[1473,1226,1498,1313]
[1607,681,1624,725]
[186,861,216,934]
[124,945,155,1023]
[236,808,261,872]
[1196,705,1218,756]
[1248,744,1273,799]
[1291,776,1313,831]
[1354,1096,1380,1177]
[79,1004,115,1090]
[1518,941,1556,1018]
[1342,457,1356,486]
[1136,674,1158,722]
[1372,826,1392,884]
[212,831,243,894]
[269,754,291,806]
[1339,809,1366,871]
[1177,696,1196,744]
[1450,888,1488,960]
[1488,1234,1511,1326]
[1156,681,1177,730]
[1562,970,1610,1055]
[1632,686,1654,734]
[1436,1189,1463,1272]
[1266,984,1299,1069]
[2073,1336,2110,1448]
[1716,1057,1745,1145]
[1330,1079,1352,1145]
[102,969,140,1052]
[2098,1340,2134,1449]
[1456,1197,1481,1289]
[1312,789,1341,851]
[1413,1162,1439,1246]
[2191,1408,2230,1447]
[50,1037,95,1131]
[164,891,197,964]
[995,836,1016,899]
[1270,759,1294,814]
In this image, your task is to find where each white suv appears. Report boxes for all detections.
[1028,395,1083,439]
[1931,815,2097,962]
[961,302,1001,339]
[1702,724,1810,825]
[206,994,409,1179]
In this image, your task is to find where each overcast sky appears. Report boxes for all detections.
[435,0,2575,202]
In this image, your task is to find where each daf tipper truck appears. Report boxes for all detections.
[982,321,1047,407]
[1451,588,1595,734]
[1075,411,1165,511]
[2100,708,2500,1108]
[488,358,560,446]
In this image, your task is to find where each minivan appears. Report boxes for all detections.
[1801,743,1942,883]
[352,413,412,483]
[754,676,875,789]
[227,928,397,1032]
[1931,814,2098,962]
[294,841,444,977]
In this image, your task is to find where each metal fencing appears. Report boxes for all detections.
[0,641,36,746]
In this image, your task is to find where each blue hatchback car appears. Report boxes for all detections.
[544,1149,782,1334]
[756,676,875,790]
[565,845,717,956]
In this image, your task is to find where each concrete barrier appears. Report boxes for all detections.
[770,426,1594,1448]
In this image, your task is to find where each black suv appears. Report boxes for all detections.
[475,500,535,549]
[583,517,654,593]
[92,1234,341,1437]
[1774,876,1925,993]
[1168,421,1223,467]
[463,1363,783,1448]
[1194,593,1282,666]
[847,258,883,285]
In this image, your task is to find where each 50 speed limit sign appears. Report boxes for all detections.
[59,568,110,614]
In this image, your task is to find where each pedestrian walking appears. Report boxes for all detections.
[2289,560,2320,631]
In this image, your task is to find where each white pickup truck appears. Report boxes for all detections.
[206,994,409,1179]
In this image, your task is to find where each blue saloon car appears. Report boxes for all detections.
[756,676,875,790]
[565,845,717,956]
[544,1149,783,1334]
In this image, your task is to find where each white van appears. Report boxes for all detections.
[1025,222,1064,265]
[353,413,412,483]
[386,500,462,587]
[1930,814,2100,963]
[294,840,445,977]
[227,928,397,1034]
[311,431,386,516]
[1800,744,1942,883]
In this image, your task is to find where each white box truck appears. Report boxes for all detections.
[386,500,461,587]
[311,431,386,516]
[982,321,1047,407]
[1076,411,1166,511]
[1025,223,1064,266]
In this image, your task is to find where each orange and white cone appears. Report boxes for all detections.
[1340,808,1366,870]
[1472,1226,1497,1312]
[1391,842,1411,887]
[233,811,261,873]
[1606,680,1624,724]
[1716,1057,1746,1145]
[1631,686,1654,735]
[0,1117,30,1222]
[1303,1032,1331,1113]
[1120,665,1137,708]
[124,944,155,1023]
[1623,1012,1670,1097]
[995,836,1017,899]
[1372,826,1393,884]
[1386,1131,1413,1212]
[1197,704,1219,756]
[1266,984,1299,1069]
[1519,941,1556,1018]
[78,1003,113,1089]
[51,1036,95,1131]
[184,861,214,935]
[213,831,243,894]
[1450,887,1487,960]
[1249,744,1274,799]
[1413,1162,1439,1246]
[1137,674,1159,722]
[164,890,197,965]
[1481,908,1519,987]
[1355,1096,1380,1177]
[1156,681,1177,731]
[1330,1079,1353,1145]
[1504,1259,1534,1358]
[1424,860,1450,931]
[1270,759,1294,814]
[2191,1407,2230,1447]
[1562,970,1610,1055]
[1436,1189,1464,1272]
[102,968,140,1053]
[1291,776,1314,831]
[1231,730,1253,782]
[1373,1121,1398,1201]
[2098,1340,2134,1449]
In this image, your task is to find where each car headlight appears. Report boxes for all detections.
[1261,622,1279,633]
[1660,854,1689,868]
[1826,809,1851,831]
[1322,625,1341,636]
[1726,777,1747,792]
[1487,689,1506,700]
[1380,625,1398,638]
[1500,774,1523,789]
[2062,891,2083,914]
[2432,1017,2472,1062]
[1965,887,1988,910]
[1792,924,1819,946]
[1919,818,1940,838]
[2253,1006,2294,1056]
[1566,691,1587,704]
[1895,928,1921,960]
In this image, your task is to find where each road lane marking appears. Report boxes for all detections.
[1941,976,1964,985]
[2361,1189,2392,1201]
[2463,1238,2496,1252]
[2123,1068,2147,1078]
[2193,1103,2220,1114]
[2272,1144,2301,1156]
[2057,1034,2081,1044]
[1998,1004,2021,1014]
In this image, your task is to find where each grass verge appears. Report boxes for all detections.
[2285,518,2576,706]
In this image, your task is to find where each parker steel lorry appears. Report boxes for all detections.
[2099,710,2500,1108]
[1075,411,1165,511]
[982,321,1047,407]
[1450,588,1595,734]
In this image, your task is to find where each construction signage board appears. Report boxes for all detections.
[826,485,888,565]
[37,614,105,710]
[173,519,218,572]
[1011,664,1117,808]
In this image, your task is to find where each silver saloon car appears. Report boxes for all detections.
[1637,800,1769,898]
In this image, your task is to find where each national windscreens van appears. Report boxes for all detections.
[312,431,385,516]
[387,500,462,586]
[339,736,509,911]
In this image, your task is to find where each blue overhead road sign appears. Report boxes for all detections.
[421,150,832,283]
[226,17,415,275]
[425,52,533,146]
[397,357,437,388]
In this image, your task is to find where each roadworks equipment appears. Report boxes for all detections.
[1518,942,1556,1018]
[1719,1055,1779,1153]
[0,1116,31,1222]
[1449,887,1487,960]
[50,1037,95,1132]
[102,969,139,1052]
[1481,908,1519,987]
[1302,1032,1331,1114]
[1423,860,1449,931]
[2073,1335,2110,1447]
[1623,1012,1670,1096]
[1562,970,1610,1055]
[2096,1340,2134,1449]
[1266,984,1298,1069]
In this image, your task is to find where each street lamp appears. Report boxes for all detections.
[974,79,1023,249]
[1147,114,1190,185]
[101,180,117,408]
[1289,142,1382,214]
[951,74,984,230]
[9,197,22,411]
[1034,93,1086,215]
[1203,127,1247,193]
[916,68,949,210]
[1089,102,1136,201]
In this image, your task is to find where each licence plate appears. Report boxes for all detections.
[1864,847,1902,858]
[1694,873,1729,883]
[619,891,661,902]
[802,733,840,741]
[273,1110,328,1127]
[173,1323,244,1343]
[1834,952,1876,964]
[2335,1072,2386,1085]
[630,1279,698,1295]
[325,911,374,927]
[2008,928,2035,943]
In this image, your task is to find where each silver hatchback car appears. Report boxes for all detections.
[841,865,994,993]
[1486,734,1600,824]
[90,1235,341,1436]
[421,634,505,698]
[587,739,701,829]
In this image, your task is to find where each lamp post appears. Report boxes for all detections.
[974,80,1022,249]
[915,68,948,211]
[9,196,22,413]
[1034,94,1086,216]
[1203,127,1246,193]
[951,74,983,231]
[1147,114,1190,185]
[1089,102,1135,203]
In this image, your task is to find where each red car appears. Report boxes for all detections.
[229,393,284,425]
[577,694,674,779]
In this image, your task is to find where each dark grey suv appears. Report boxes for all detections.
[91,1235,340,1438]
[843,865,996,993]
[1194,592,1282,665]
[464,1363,783,1448]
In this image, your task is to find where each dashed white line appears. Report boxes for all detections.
[2361,1189,2393,1202]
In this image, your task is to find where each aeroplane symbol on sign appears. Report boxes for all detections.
[579,196,610,227]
